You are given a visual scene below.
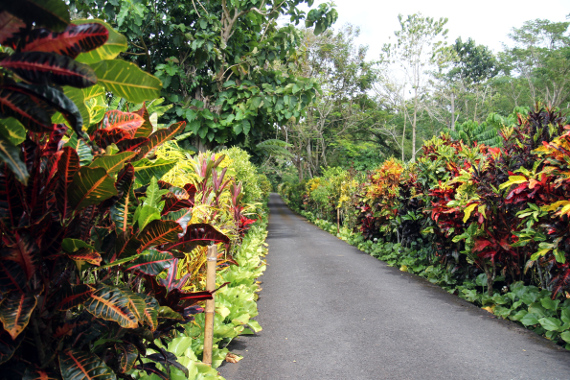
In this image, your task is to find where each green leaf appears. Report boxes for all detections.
[520,312,539,326]
[75,19,128,63]
[158,306,184,321]
[84,284,139,328]
[68,166,118,212]
[539,317,562,332]
[0,293,37,339]
[560,331,570,344]
[58,349,116,380]
[136,220,182,252]
[134,205,161,231]
[89,152,136,176]
[90,59,162,103]
[131,158,177,185]
[61,238,95,253]
[0,135,28,185]
[0,118,26,145]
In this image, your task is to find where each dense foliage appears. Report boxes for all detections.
[280,107,570,349]
[0,3,268,379]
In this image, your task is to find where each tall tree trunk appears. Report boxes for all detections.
[450,91,455,131]
[412,89,418,162]
[401,107,407,161]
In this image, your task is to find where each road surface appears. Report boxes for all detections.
[219,193,570,380]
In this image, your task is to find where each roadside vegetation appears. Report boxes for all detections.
[279,106,570,350]
[1,0,569,377]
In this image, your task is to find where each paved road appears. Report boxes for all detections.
[218,193,570,380]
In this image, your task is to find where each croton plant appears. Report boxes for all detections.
[0,1,231,379]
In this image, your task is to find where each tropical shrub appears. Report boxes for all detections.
[0,4,240,379]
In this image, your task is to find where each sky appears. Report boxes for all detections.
[309,0,570,60]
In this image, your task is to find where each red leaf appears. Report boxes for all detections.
[56,146,80,220]
[57,284,94,310]
[0,87,53,132]
[162,223,229,252]
[0,11,25,45]
[2,234,37,279]
[97,110,144,137]
[116,137,150,153]
[90,128,130,149]
[21,23,108,58]
[473,239,494,252]
[0,52,97,88]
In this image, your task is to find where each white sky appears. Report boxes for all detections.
[310,0,570,60]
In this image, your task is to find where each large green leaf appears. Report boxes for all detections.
[0,118,26,145]
[131,158,177,185]
[68,166,118,212]
[136,220,182,252]
[0,0,70,32]
[0,135,28,185]
[126,249,174,276]
[84,284,139,328]
[120,287,146,323]
[90,59,161,103]
[89,151,136,176]
[76,19,128,64]
[133,121,186,160]
[58,349,116,380]
[0,292,38,339]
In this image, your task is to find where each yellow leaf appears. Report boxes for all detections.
[482,306,494,314]
[543,200,570,212]
[499,175,528,190]
[463,203,478,223]
[400,265,408,272]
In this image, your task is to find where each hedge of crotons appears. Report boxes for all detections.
[280,107,570,337]
[0,2,262,379]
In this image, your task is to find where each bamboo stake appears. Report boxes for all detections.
[203,245,217,366]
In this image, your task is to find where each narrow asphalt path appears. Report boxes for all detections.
[219,193,570,380]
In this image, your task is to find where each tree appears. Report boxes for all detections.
[379,13,449,161]
[70,0,338,149]
[499,19,570,108]
[278,24,379,180]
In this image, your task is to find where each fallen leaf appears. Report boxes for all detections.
[225,352,243,363]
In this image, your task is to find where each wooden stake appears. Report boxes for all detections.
[203,245,217,366]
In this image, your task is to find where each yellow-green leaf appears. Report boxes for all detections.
[90,59,162,104]
[463,203,478,223]
[499,175,527,189]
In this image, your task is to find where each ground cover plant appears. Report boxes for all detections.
[280,106,570,349]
